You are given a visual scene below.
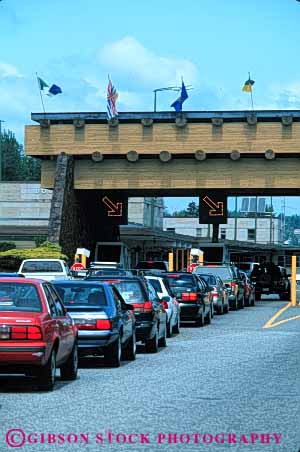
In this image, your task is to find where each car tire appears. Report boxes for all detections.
[224,303,229,314]
[250,294,255,306]
[195,310,204,327]
[210,304,214,318]
[37,349,56,391]
[145,326,159,353]
[238,296,245,309]
[244,297,250,307]
[172,314,180,334]
[217,303,224,315]
[122,331,136,361]
[158,324,167,347]
[205,308,211,325]
[230,297,238,311]
[166,320,172,338]
[104,336,121,367]
[256,291,261,301]
[60,341,78,381]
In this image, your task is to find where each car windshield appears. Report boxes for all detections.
[53,283,107,309]
[165,274,195,289]
[21,261,63,273]
[110,280,146,304]
[0,282,42,312]
[195,266,232,280]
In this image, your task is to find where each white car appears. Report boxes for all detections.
[18,259,71,281]
[145,275,180,337]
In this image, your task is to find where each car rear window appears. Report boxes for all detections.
[147,278,163,293]
[199,274,217,285]
[53,283,107,309]
[165,274,196,289]
[195,266,233,280]
[136,261,167,270]
[110,280,146,304]
[0,282,42,312]
[21,261,63,273]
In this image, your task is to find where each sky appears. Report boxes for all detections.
[1,0,300,213]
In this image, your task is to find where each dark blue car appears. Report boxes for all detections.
[53,281,136,367]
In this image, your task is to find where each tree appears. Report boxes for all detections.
[1,129,41,181]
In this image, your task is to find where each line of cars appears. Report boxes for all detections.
[0,261,256,391]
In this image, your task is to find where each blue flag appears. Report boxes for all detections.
[171,81,188,112]
[47,84,62,96]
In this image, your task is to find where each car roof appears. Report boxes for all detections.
[53,279,110,286]
[85,276,143,282]
[0,277,43,283]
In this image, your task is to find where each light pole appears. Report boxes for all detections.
[0,119,5,182]
[153,85,192,112]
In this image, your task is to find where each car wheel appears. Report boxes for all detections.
[158,323,167,347]
[218,303,224,315]
[195,310,204,327]
[145,326,159,353]
[172,314,180,334]
[224,302,229,314]
[37,349,56,391]
[205,308,211,325]
[60,341,78,381]
[104,336,121,367]
[255,291,261,301]
[122,331,136,361]
[230,297,238,311]
[211,304,214,318]
[166,320,172,338]
[250,294,255,306]
[244,296,250,307]
[238,296,245,309]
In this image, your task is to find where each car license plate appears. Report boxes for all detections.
[262,288,269,292]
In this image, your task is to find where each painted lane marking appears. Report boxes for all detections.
[263,302,300,329]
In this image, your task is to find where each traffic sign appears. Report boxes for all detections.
[199,192,227,224]
[99,193,128,225]
[70,262,85,271]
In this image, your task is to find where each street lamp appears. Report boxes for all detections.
[153,85,192,112]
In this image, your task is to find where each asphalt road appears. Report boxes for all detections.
[1,299,300,452]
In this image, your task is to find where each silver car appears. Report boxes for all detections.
[196,273,229,314]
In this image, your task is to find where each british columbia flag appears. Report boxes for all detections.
[107,77,119,119]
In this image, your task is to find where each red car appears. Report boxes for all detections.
[0,278,78,390]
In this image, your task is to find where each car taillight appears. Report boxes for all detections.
[11,327,27,340]
[143,301,153,312]
[76,319,96,330]
[27,326,42,340]
[211,292,219,297]
[182,292,198,301]
[231,282,237,288]
[96,319,111,330]
[10,326,42,340]
[161,301,168,310]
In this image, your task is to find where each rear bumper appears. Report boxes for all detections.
[0,345,46,366]
[179,303,203,320]
[77,331,119,355]
[135,321,155,342]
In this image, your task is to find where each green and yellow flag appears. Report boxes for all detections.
[242,76,255,92]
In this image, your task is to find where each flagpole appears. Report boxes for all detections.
[36,72,46,115]
[249,71,254,110]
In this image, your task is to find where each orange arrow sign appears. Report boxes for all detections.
[102,196,123,217]
[203,196,224,216]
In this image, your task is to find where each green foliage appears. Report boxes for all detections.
[34,236,49,247]
[0,242,68,271]
[0,242,16,252]
[1,129,41,181]
[169,201,199,217]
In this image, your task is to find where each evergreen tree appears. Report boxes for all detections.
[0,129,41,181]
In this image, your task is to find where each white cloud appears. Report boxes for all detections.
[0,62,23,80]
[97,36,198,87]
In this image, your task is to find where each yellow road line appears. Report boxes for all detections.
[263,302,300,329]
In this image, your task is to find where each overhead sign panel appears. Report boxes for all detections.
[199,192,228,224]
[100,193,128,225]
